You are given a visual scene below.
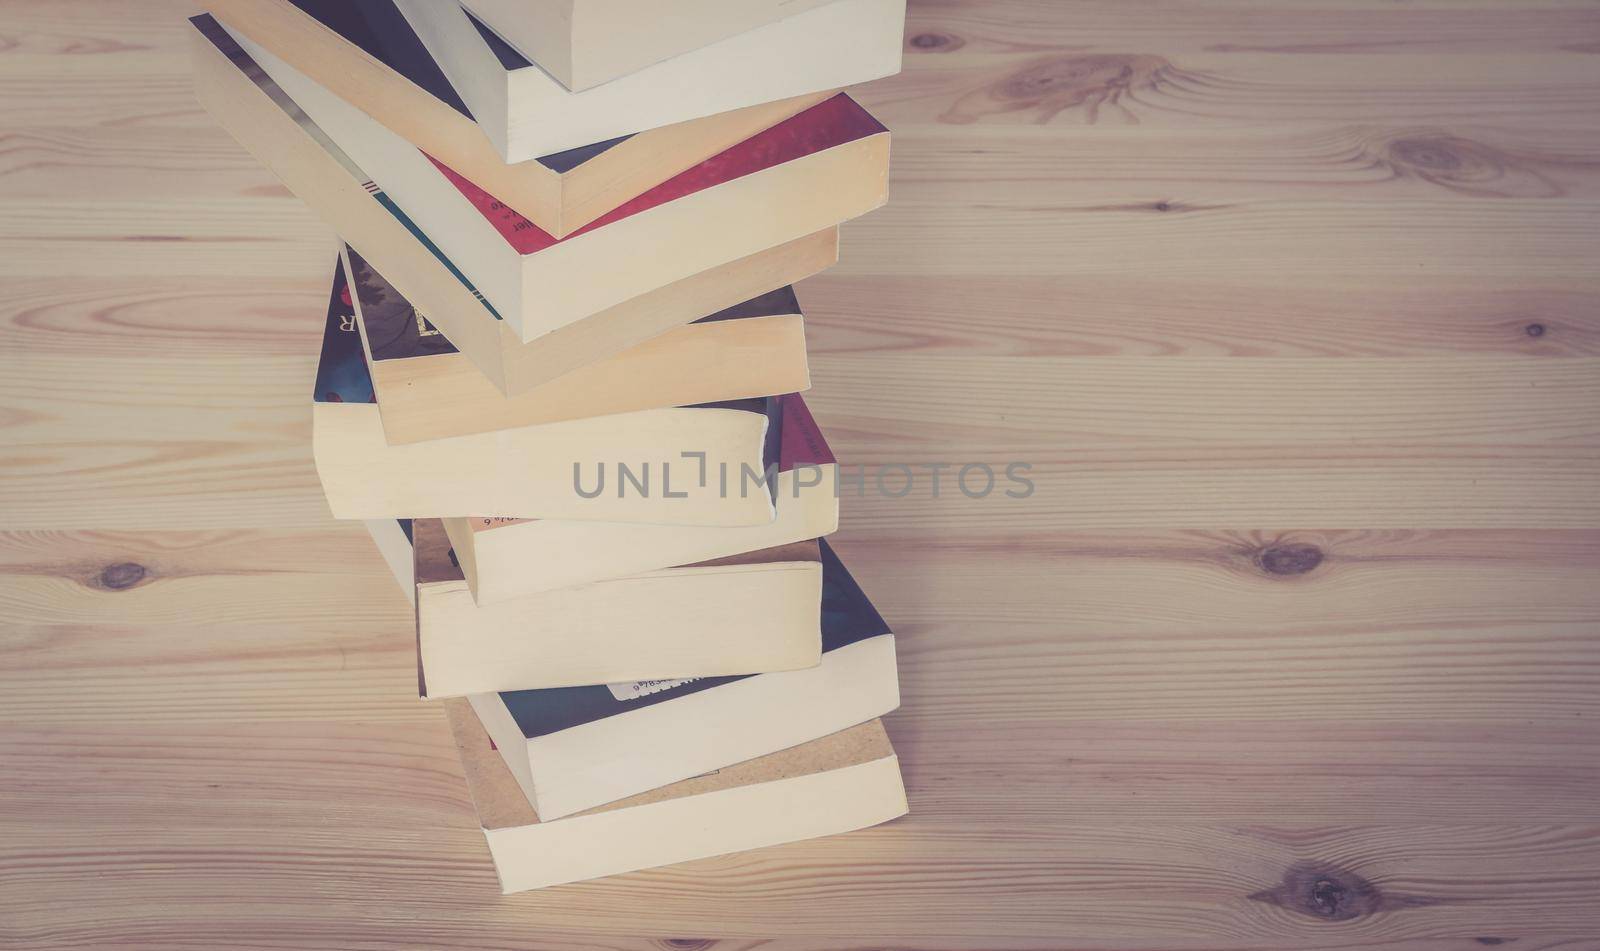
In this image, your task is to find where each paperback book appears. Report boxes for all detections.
[468,539,899,820]
[312,263,783,524]
[341,246,813,445]
[441,391,839,603]
[446,699,907,893]
[408,519,824,698]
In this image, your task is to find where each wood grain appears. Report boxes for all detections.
[3,0,1600,947]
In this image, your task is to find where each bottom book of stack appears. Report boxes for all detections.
[447,698,906,893]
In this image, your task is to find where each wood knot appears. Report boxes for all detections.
[943,53,1185,125]
[1249,863,1378,921]
[1525,322,1546,338]
[1389,136,1469,173]
[1084,199,1226,215]
[96,562,148,591]
[907,31,963,52]
[1254,543,1324,576]
[1250,861,1441,921]
[996,55,1145,103]
[655,941,716,951]
[1382,133,1559,197]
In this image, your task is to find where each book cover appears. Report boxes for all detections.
[462,7,532,71]
[427,92,887,255]
[343,247,459,363]
[287,0,473,117]
[496,538,889,739]
[777,390,837,472]
[312,262,375,404]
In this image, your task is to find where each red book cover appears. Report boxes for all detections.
[426,93,885,256]
[779,393,836,473]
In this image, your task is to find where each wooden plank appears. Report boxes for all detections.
[9,193,1599,279]
[830,197,1600,277]
[5,776,1600,946]
[800,272,1600,358]
[4,354,1596,529]
[0,275,328,358]
[898,0,1600,59]
[3,528,1595,728]
[19,122,1600,207]
[880,52,1600,127]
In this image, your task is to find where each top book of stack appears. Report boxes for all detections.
[204,0,905,237]
[464,0,850,92]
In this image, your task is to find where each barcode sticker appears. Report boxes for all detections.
[606,677,701,701]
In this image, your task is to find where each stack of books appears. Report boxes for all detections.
[190,0,908,892]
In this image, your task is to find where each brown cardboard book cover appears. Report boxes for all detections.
[443,698,894,830]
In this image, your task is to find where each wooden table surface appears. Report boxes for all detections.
[4,1,1600,947]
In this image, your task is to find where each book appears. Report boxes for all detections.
[190,14,837,395]
[442,392,839,604]
[232,20,889,343]
[341,247,812,445]
[199,0,824,236]
[398,0,902,157]
[467,539,899,820]
[311,273,782,524]
[407,521,823,698]
[445,699,907,893]
[460,0,843,92]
